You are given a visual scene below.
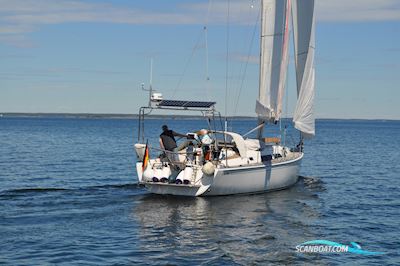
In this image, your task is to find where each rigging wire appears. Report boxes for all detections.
[224,0,230,131]
[231,3,254,106]
[283,71,289,146]
[204,0,213,101]
[172,1,213,100]
[284,4,293,147]
[171,29,204,99]
[204,26,210,100]
[233,6,260,116]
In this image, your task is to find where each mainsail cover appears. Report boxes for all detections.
[256,0,290,121]
[292,0,315,138]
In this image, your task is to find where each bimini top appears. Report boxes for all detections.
[156,100,216,109]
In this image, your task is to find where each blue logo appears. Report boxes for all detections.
[296,240,385,255]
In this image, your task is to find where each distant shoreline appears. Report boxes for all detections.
[0,112,256,120]
[0,113,398,121]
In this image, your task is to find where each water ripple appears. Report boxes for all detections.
[0,118,399,265]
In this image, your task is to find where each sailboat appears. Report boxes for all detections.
[134,0,316,196]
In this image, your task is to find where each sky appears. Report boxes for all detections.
[0,0,399,119]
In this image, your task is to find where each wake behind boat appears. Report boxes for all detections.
[134,0,316,196]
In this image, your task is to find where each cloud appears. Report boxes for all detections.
[0,24,36,34]
[0,0,258,47]
[316,0,400,22]
[0,0,399,47]
[384,47,400,53]
[0,0,208,30]
[370,63,399,69]
[0,66,130,77]
[0,35,35,47]
[46,67,130,75]
[230,54,259,64]
[0,53,34,58]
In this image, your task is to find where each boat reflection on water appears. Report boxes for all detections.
[131,177,324,264]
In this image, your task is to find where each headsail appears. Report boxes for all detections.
[292,0,315,138]
[256,0,290,122]
[275,0,292,122]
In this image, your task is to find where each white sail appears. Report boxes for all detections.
[256,0,289,121]
[292,0,315,138]
[275,0,292,122]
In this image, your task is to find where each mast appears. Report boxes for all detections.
[256,0,265,139]
[225,0,230,133]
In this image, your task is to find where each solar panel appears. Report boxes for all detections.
[157,100,216,109]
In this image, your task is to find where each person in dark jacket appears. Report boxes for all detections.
[159,125,186,161]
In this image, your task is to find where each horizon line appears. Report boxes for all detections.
[0,112,398,121]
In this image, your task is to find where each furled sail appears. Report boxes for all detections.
[256,0,290,122]
[292,0,315,138]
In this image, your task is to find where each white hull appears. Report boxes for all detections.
[138,153,302,197]
[204,154,302,196]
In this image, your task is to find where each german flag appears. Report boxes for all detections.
[142,141,149,172]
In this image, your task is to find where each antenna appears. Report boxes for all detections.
[148,58,153,107]
[140,58,154,107]
[141,58,163,106]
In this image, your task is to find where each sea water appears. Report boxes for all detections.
[0,117,399,265]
